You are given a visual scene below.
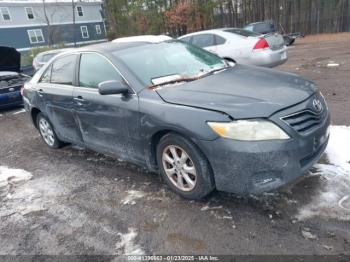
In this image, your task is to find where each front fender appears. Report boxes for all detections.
[138,89,231,170]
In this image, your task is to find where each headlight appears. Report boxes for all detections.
[207,119,290,141]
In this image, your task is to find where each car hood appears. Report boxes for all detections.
[155,65,315,119]
[0,46,21,73]
[0,71,19,77]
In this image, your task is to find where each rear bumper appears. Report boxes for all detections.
[249,46,288,67]
[197,112,330,195]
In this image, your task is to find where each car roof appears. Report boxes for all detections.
[39,48,75,56]
[76,41,152,53]
[37,41,172,64]
[178,29,225,37]
[246,21,274,26]
[112,35,172,44]
[178,28,256,38]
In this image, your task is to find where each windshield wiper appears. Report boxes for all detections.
[148,66,230,89]
[199,66,230,78]
[149,76,199,89]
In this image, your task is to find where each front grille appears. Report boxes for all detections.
[282,110,325,135]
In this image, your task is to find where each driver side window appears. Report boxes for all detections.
[79,53,124,89]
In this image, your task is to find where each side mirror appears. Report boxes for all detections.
[98,80,130,95]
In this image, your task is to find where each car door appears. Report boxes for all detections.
[73,52,141,163]
[36,54,82,144]
[191,34,217,54]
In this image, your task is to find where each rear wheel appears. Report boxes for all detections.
[156,133,215,199]
[37,113,64,149]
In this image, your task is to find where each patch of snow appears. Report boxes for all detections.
[323,245,333,251]
[12,109,26,115]
[6,187,41,201]
[0,166,32,193]
[323,126,350,171]
[297,126,350,220]
[327,63,339,67]
[121,190,145,205]
[338,195,350,210]
[115,228,145,255]
[20,201,47,216]
[0,209,16,218]
[200,205,223,211]
[301,230,317,240]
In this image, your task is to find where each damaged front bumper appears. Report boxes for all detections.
[198,111,331,195]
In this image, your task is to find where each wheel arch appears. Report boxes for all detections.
[148,129,214,176]
[31,107,41,129]
[223,57,236,63]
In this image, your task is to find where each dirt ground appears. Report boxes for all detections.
[279,32,350,126]
[0,33,350,258]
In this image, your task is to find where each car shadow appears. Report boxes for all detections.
[61,143,327,225]
[0,105,24,114]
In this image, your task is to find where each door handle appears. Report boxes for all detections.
[74,96,85,102]
[37,89,44,97]
[74,96,85,105]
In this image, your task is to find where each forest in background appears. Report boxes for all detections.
[104,0,350,38]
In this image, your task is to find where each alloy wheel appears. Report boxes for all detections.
[39,118,55,146]
[162,145,197,191]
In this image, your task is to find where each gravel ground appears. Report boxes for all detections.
[0,33,349,257]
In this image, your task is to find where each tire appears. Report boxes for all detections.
[288,38,295,46]
[36,113,64,149]
[156,133,215,200]
[224,58,236,64]
[284,36,294,46]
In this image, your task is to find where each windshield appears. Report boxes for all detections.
[243,25,254,32]
[113,41,227,86]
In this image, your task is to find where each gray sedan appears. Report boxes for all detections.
[23,39,330,199]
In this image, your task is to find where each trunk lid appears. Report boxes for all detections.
[264,33,285,50]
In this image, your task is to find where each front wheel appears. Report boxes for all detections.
[37,113,64,149]
[156,133,215,200]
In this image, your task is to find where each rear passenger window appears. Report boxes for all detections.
[40,65,52,83]
[191,34,215,48]
[215,35,226,45]
[244,25,254,32]
[79,53,124,89]
[51,55,77,85]
[179,36,192,43]
[254,23,275,34]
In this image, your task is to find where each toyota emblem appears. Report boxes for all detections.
[313,99,323,112]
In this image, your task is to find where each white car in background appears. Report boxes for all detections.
[32,48,75,71]
[178,28,288,67]
[113,35,172,44]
